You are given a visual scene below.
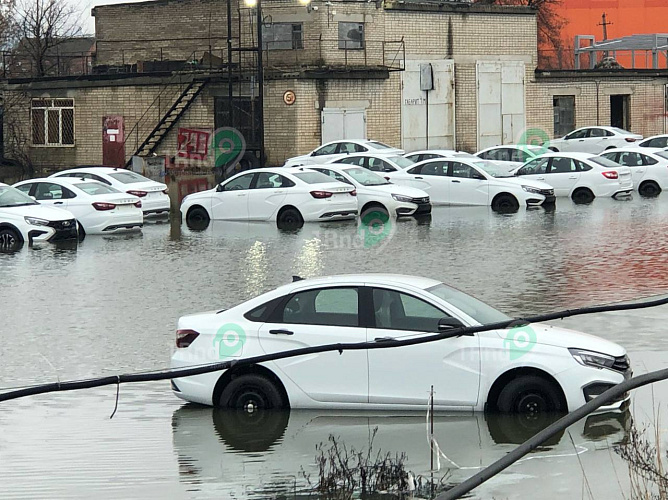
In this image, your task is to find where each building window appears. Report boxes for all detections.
[263,23,303,50]
[553,96,575,138]
[31,98,75,146]
[338,22,364,50]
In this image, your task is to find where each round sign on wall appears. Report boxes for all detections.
[283,90,296,105]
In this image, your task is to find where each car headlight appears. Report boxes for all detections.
[569,348,616,369]
[522,185,543,194]
[24,216,49,226]
[392,194,413,203]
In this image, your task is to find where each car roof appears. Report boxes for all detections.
[538,152,597,160]
[407,150,459,155]
[332,152,401,159]
[480,144,543,151]
[19,176,100,186]
[282,274,443,290]
[641,134,668,140]
[57,166,125,175]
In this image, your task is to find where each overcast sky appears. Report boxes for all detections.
[76,0,148,34]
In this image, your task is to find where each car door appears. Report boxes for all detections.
[366,286,480,407]
[544,156,581,196]
[257,286,368,404]
[247,172,292,220]
[32,181,75,210]
[447,161,489,206]
[212,173,254,220]
[559,129,588,152]
[515,157,549,183]
[406,161,450,204]
[586,128,613,153]
[613,151,647,185]
[307,142,341,164]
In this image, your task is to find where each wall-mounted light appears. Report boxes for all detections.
[244,0,257,7]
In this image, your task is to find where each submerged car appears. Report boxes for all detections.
[548,126,642,154]
[599,148,668,197]
[385,158,555,211]
[0,183,78,250]
[283,140,404,167]
[171,274,630,414]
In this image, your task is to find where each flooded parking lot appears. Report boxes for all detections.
[3,197,668,499]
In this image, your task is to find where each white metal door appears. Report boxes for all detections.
[321,108,366,143]
[476,61,526,150]
[401,59,456,152]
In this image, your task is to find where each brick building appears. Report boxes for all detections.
[1,0,667,184]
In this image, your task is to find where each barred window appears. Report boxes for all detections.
[263,23,303,50]
[31,98,75,146]
[338,22,364,50]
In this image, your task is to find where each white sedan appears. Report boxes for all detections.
[404,150,479,163]
[511,152,633,203]
[600,148,668,197]
[180,167,357,229]
[476,145,544,168]
[13,178,143,235]
[634,134,668,149]
[171,273,630,413]
[386,158,555,211]
[308,164,431,217]
[328,153,416,173]
[50,167,170,216]
[548,126,643,154]
[0,183,78,250]
[283,140,404,167]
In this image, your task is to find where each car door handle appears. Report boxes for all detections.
[374,336,396,342]
[54,201,64,205]
[536,177,545,180]
[269,329,294,335]
[237,193,247,197]
[452,180,460,183]
[578,139,585,142]
[414,176,423,179]
[569,176,578,179]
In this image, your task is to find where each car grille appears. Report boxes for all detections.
[47,219,76,230]
[411,197,430,204]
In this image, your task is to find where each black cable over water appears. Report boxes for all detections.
[1,293,667,404]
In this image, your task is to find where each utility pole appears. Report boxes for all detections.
[597,13,613,58]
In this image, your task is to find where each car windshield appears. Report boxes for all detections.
[343,167,390,186]
[656,151,668,161]
[108,171,151,184]
[387,156,414,168]
[368,141,393,150]
[293,171,338,184]
[588,156,619,168]
[0,185,38,207]
[426,283,511,324]
[475,161,510,178]
[75,182,121,195]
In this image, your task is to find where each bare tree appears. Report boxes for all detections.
[14,0,83,77]
[476,0,570,69]
[2,91,35,180]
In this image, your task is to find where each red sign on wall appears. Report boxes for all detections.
[102,116,125,167]
[177,128,211,160]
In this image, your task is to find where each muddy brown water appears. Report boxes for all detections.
[2,197,668,499]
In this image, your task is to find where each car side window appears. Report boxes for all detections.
[368,158,394,172]
[34,182,72,200]
[647,137,668,148]
[641,154,659,166]
[618,152,644,167]
[421,154,438,161]
[405,154,420,162]
[574,160,592,172]
[222,173,255,191]
[313,143,339,156]
[548,157,578,173]
[280,287,359,327]
[254,173,293,189]
[419,161,448,176]
[16,184,33,195]
[601,152,619,163]
[512,149,532,163]
[588,128,607,138]
[407,165,422,175]
[338,142,359,154]
[565,129,587,140]
[517,157,548,175]
[450,162,480,179]
[315,169,351,184]
[372,288,447,332]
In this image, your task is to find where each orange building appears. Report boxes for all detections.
[555,0,668,69]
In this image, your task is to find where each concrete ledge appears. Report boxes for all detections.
[384,1,535,15]
[536,69,668,79]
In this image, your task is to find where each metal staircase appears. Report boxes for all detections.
[125,78,209,167]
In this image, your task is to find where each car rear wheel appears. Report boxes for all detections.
[218,374,286,411]
[0,228,22,251]
[571,187,595,204]
[277,207,303,229]
[639,181,661,198]
[496,375,564,415]
[491,193,520,213]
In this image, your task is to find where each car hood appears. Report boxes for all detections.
[494,322,626,357]
[493,176,553,190]
[0,204,75,221]
[359,183,428,198]
[183,188,216,202]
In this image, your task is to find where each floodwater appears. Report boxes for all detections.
[3,197,668,499]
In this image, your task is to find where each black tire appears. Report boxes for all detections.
[218,374,286,411]
[212,408,290,452]
[638,181,661,198]
[276,207,303,229]
[571,187,595,204]
[0,227,22,251]
[491,193,520,213]
[77,221,86,242]
[497,375,564,415]
[186,206,210,231]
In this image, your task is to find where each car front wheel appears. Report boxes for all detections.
[0,227,22,251]
[218,374,286,411]
[496,375,564,415]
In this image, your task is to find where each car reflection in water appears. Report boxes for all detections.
[171,405,630,498]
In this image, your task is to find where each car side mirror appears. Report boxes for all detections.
[30,196,36,200]
[216,184,224,192]
[438,317,465,331]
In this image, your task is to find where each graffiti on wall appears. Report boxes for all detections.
[177,128,211,161]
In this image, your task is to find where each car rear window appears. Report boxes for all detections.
[656,151,668,161]
[108,171,150,184]
[75,182,121,195]
[292,171,337,184]
[368,141,393,150]
[588,156,619,168]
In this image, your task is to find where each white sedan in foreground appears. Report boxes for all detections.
[50,166,170,216]
[181,167,357,228]
[171,274,630,413]
[386,158,555,211]
[284,140,404,167]
[511,153,633,203]
[0,183,78,250]
[308,164,431,217]
[600,148,668,197]
[14,178,143,235]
